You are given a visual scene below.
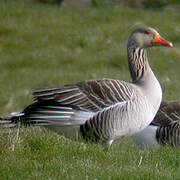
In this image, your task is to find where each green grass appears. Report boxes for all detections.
[0,1,180,179]
[1,128,180,179]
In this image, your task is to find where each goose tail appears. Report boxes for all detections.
[0,111,24,128]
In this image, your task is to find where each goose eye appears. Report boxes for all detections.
[145,30,151,35]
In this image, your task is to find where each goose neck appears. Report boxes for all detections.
[127,45,150,83]
[127,45,162,112]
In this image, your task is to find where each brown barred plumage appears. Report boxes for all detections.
[156,121,180,147]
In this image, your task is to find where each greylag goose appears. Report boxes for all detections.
[0,27,173,147]
[132,101,180,149]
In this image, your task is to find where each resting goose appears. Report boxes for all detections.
[132,101,180,149]
[0,27,173,147]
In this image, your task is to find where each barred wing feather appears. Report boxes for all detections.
[152,101,180,126]
[33,79,134,113]
[23,101,95,126]
[156,120,180,146]
[80,101,130,143]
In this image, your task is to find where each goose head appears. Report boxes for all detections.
[128,27,173,49]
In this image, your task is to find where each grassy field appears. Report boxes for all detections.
[0,1,180,179]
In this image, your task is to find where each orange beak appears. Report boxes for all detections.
[152,34,173,47]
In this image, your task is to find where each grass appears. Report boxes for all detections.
[1,128,180,179]
[0,1,180,179]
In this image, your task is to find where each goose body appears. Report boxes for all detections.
[1,28,172,147]
[131,125,159,149]
[132,101,180,149]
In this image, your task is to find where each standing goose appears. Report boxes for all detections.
[132,101,180,149]
[0,27,173,147]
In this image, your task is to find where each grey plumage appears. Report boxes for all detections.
[0,27,173,147]
[132,101,180,149]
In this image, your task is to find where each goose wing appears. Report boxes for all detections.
[33,79,134,113]
[152,101,180,126]
[156,120,180,147]
[80,100,131,144]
